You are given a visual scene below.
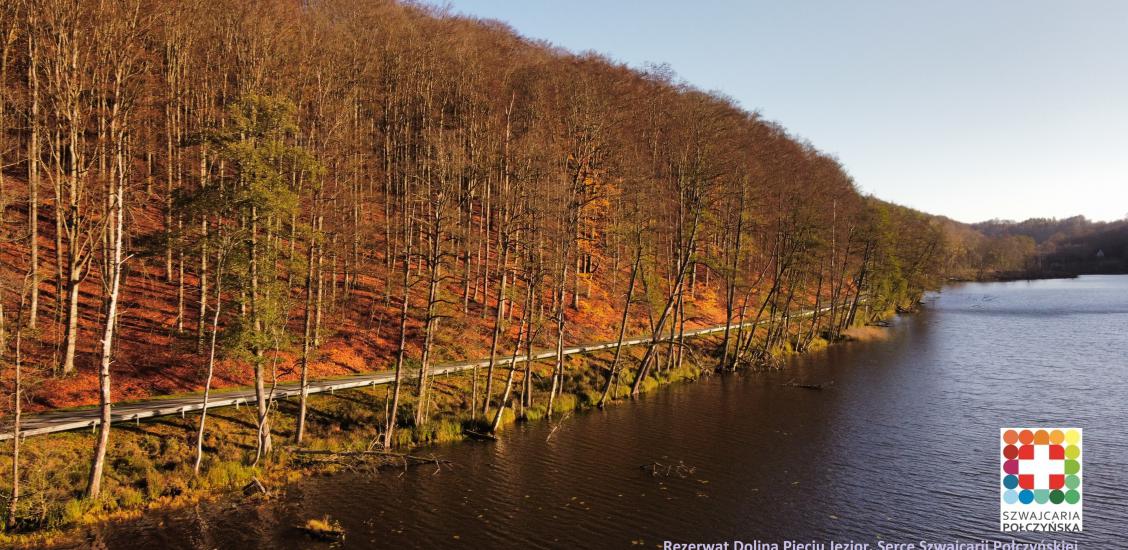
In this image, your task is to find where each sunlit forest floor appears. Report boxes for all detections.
[0,176,732,413]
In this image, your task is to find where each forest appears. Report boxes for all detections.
[0,0,969,536]
[940,215,1127,280]
[972,216,1127,276]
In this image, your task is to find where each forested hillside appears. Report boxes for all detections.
[973,217,1127,276]
[939,215,1128,279]
[0,0,950,513]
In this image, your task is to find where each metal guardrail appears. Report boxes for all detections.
[0,305,834,441]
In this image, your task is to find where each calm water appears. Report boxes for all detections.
[73,275,1128,549]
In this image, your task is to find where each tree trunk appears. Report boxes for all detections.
[176,225,185,332]
[6,308,23,529]
[546,265,567,418]
[480,237,510,417]
[196,146,209,351]
[630,210,701,396]
[249,207,272,463]
[491,274,533,432]
[26,34,41,330]
[87,151,126,500]
[312,215,325,347]
[721,185,745,369]
[295,227,317,444]
[415,238,441,426]
[384,206,412,448]
[599,243,641,407]
[194,255,225,474]
[61,258,81,375]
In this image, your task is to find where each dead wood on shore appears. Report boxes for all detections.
[291,449,452,472]
[462,429,498,441]
[782,379,833,390]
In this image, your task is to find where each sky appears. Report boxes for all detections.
[436,0,1128,224]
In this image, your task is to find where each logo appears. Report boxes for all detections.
[1000,428,1082,532]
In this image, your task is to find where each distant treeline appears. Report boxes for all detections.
[940,216,1128,280]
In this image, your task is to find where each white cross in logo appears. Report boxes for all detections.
[1019,445,1064,488]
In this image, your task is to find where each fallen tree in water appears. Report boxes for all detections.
[782,379,834,390]
[462,429,499,442]
[291,449,452,470]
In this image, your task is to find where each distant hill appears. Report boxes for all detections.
[973,216,1095,245]
[941,216,1128,279]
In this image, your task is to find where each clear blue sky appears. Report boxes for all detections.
[435,1,1128,224]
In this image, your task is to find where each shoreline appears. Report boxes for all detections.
[1,315,890,548]
[950,269,1128,283]
[0,311,832,441]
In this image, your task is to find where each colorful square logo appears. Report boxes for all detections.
[1000,428,1082,532]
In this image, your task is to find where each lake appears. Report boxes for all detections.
[72,275,1128,548]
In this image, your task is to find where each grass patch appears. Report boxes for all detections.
[493,408,517,431]
[580,388,603,406]
[202,460,256,490]
[551,393,578,414]
[522,405,546,422]
[636,376,660,394]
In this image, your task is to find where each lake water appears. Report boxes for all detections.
[72,275,1128,549]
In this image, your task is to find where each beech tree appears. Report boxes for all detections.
[85,0,146,499]
[36,0,102,376]
[196,95,317,462]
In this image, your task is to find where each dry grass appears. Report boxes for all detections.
[301,515,344,541]
[841,325,890,342]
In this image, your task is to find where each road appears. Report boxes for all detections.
[0,307,829,440]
